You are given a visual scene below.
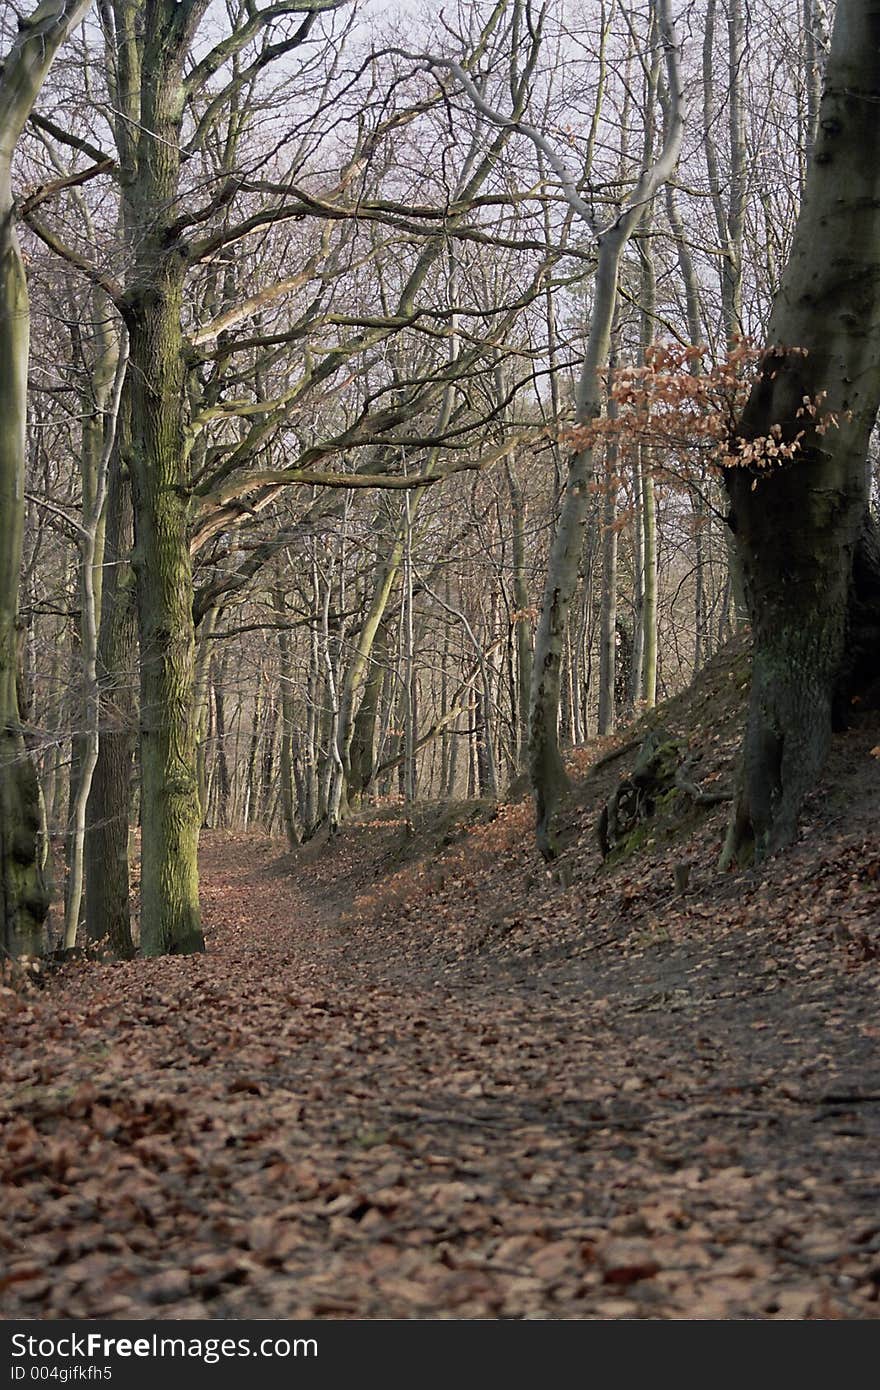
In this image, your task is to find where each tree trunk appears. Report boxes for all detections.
[243,681,262,829]
[630,445,645,707]
[348,616,390,804]
[329,532,402,828]
[598,339,622,736]
[63,343,127,947]
[0,0,93,956]
[597,439,618,736]
[273,587,300,845]
[722,0,880,865]
[210,654,231,829]
[640,461,658,708]
[194,607,218,825]
[0,221,48,955]
[120,1,210,954]
[637,24,660,710]
[692,484,707,673]
[505,462,532,767]
[85,414,136,956]
[128,258,204,953]
[65,294,118,942]
[528,0,685,856]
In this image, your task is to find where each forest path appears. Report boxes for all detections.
[2,829,880,1320]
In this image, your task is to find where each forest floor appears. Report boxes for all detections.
[3,638,880,1320]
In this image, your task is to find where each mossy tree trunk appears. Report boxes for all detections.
[0,211,47,956]
[121,7,208,954]
[128,256,204,953]
[0,0,93,956]
[722,0,880,865]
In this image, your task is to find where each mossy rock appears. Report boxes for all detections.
[632,729,683,787]
[597,729,685,860]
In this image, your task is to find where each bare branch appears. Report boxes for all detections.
[22,211,125,306]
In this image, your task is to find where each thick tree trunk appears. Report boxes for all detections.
[722,0,880,865]
[128,260,204,954]
[119,6,209,954]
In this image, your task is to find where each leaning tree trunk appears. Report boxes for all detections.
[328,535,403,831]
[722,0,880,866]
[0,0,93,956]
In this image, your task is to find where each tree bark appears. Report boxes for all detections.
[85,416,136,957]
[121,5,209,954]
[505,461,532,767]
[273,587,301,846]
[722,0,880,865]
[63,343,127,947]
[0,0,93,956]
[329,529,402,829]
[129,283,204,950]
[597,438,618,736]
[348,615,390,805]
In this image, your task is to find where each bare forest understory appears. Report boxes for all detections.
[2,639,880,1320]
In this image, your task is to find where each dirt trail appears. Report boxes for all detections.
[4,821,879,1321]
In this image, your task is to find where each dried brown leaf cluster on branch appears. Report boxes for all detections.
[565,342,843,482]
